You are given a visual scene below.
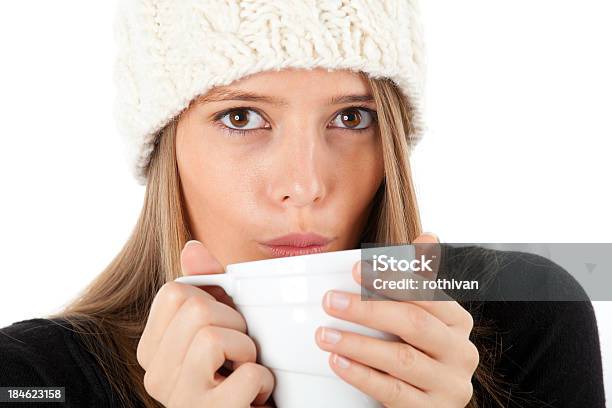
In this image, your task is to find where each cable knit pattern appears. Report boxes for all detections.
[113,0,427,185]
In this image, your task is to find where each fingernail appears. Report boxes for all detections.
[326,291,350,310]
[185,240,200,247]
[321,327,342,344]
[333,354,351,369]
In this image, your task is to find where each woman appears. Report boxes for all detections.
[0,1,605,407]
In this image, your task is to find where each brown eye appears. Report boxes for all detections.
[220,108,267,130]
[341,108,361,128]
[331,107,375,130]
[229,109,249,127]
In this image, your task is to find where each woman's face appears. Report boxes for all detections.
[176,68,384,267]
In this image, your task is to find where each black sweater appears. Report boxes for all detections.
[0,247,607,407]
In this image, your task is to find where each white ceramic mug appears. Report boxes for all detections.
[174,248,399,408]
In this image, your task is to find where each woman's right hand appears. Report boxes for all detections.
[137,240,275,407]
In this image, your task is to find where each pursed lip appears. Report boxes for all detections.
[260,232,333,247]
[258,233,335,257]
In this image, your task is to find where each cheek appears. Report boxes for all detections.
[179,156,262,265]
[332,139,384,238]
[176,117,254,215]
[179,145,256,224]
[339,137,384,199]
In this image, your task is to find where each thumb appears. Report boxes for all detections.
[180,240,224,276]
[180,240,235,308]
[412,231,440,244]
[412,232,442,282]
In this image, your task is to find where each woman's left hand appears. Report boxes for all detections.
[315,233,479,407]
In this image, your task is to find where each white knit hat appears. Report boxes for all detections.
[113,0,427,185]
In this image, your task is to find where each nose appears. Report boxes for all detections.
[267,127,328,208]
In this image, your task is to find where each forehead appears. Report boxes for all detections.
[195,68,374,107]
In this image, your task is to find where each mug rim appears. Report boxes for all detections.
[225,248,363,278]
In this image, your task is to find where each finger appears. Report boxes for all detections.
[327,353,430,407]
[412,232,439,244]
[171,327,259,401]
[181,240,236,308]
[138,283,247,370]
[353,260,473,333]
[402,300,475,334]
[151,294,251,371]
[144,300,253,402]
[322,290,454,361]
[412,233,442,281]
[211,362,275,407]
[181,240,224,276]
[139,281,215,368]
[315,327,453,392]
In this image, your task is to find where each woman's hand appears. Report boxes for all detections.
[315,233,479,407]
[137,240,275,408]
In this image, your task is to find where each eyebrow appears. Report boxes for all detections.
[194,88,375,107]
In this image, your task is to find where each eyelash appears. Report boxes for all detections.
[212,105,378,137]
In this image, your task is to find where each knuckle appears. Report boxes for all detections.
[383,377,404,405]
[362,299,376,316]
[193,327,225,371]
[406,305,428,330]
[239,362,263,381]
[136,340,147,369]
[184,295,214,325]
[462,310,474,332]
[195,326,221,347]
[459,381,474,405]
[466,342,480,372]
[159,281,188,308]
[143,370,161,400]
[351,332,367,351]
[395,342,416,372]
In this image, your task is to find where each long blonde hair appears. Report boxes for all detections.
[47,74,507,408]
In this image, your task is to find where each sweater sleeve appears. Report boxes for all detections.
[468,249,607,407]
[0,318,114,407]
[477,300,606,407]
[0,332,50,386]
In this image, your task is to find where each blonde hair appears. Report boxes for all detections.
[47,74,508,408]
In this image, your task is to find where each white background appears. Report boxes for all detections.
[0,0,610,401]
